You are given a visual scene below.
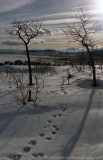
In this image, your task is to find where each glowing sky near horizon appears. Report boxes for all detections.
[95,0,103,13]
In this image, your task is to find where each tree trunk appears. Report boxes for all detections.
[85,44,96,87]
[25,43,32,85]
[28,90,32,102]
[92,63,96,86]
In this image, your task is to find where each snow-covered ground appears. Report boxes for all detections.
[0,64,103,160]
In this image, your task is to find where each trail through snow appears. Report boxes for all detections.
[0,65,103,160]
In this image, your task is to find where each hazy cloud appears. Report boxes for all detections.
[0,0,95,14]
[2,41,23,46]
[40,28,53,35]
[33,39,46,44]
[0,0,35,13]
[40,28,63,36]
[0,0,101,51]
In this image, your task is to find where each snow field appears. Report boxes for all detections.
[0,64,103,160]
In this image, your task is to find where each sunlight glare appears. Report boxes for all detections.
[96,0,103,13]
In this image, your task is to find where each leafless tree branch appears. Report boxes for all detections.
[63,8,99,86]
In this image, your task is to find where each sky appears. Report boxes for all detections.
[0,0,103,52]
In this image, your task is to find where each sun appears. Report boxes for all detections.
[96,0,103,13]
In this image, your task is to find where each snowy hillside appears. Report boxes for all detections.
[0,64,103,160]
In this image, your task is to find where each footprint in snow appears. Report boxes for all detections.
[28,140,37,146]
[21,146,31,153]
[55,128,59,131]
[32,152,44,158]
[39,133,45,137]
[47,120,52,124]
[45,137,52,141]
[8,154,21,160]
[52,125,59,131]
[52,115,57,118]
[32,153,38,158]
[43,124,50,129]
[58,114,62,117]
[52,125,58,129]
[51,131,57,135]
[61,108,67,112]
[38,152,44,157]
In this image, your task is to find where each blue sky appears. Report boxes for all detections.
[0,0,103,51]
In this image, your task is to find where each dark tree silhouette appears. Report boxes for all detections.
[9,19,42,86]
[63,9,99,86]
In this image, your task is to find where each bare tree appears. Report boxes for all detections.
[9,19,42,85]
[14,77,30,105]
[63,9,99,86]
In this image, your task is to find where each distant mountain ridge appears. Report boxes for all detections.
[0,48,103,57]
[0,49,69,55]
